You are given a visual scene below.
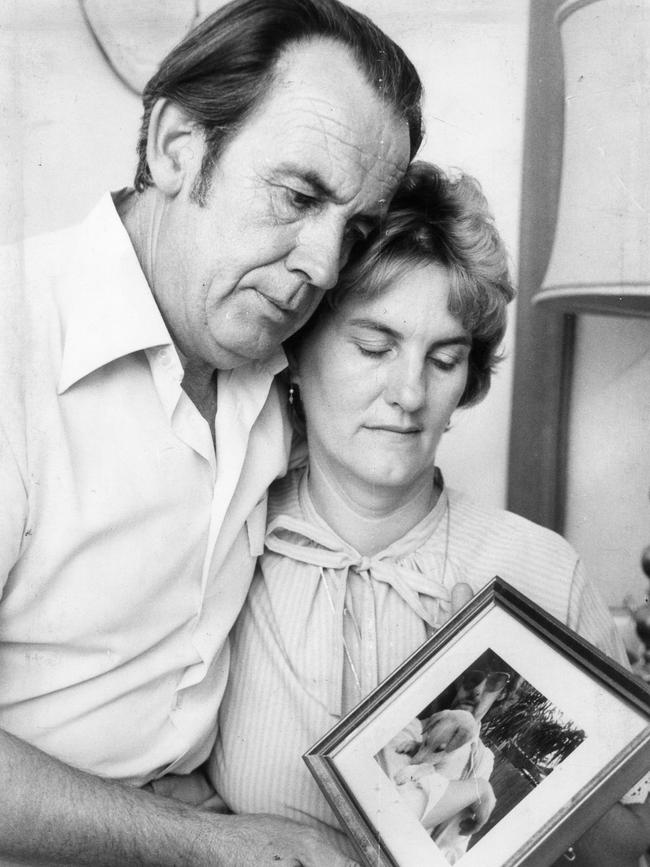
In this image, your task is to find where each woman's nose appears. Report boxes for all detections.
[385,358,426,412]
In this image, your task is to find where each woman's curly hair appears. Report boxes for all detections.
[289,161,515,407]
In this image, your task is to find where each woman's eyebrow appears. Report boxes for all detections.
[347,318,400,339]
[347,318,472,348]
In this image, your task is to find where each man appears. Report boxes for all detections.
[0,0,422,863]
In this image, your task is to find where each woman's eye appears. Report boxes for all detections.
[357,344,390,358]
[430,355,460,372]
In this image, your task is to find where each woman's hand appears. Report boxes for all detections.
[449,582,474,618]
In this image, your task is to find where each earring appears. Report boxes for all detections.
[288,384,296,406]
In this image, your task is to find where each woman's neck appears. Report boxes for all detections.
[306,456,440,556]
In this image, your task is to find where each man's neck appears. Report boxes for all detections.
[306,455,439,556]
[181,360,218,444]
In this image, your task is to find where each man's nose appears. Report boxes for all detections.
[385,356,426,413]
[286,218,345,292]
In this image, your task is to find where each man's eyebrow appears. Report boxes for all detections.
[299,170,337,200]
[348,318,472,347]
[275,169,382,221]
[276,167,337,201]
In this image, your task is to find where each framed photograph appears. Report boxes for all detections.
[304,577,650,867]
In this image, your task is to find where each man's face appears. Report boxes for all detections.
[151,39,410,369]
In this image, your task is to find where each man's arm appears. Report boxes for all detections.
[0,727,358,867]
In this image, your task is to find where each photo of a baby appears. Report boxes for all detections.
[377,648,587,865]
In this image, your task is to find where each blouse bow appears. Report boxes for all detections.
[265,512,452,715]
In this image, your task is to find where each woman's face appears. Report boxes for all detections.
[294,262,471,501]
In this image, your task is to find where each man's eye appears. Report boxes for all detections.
[345,221,373,244]
[287,188,316,211]
[271,186,320,223]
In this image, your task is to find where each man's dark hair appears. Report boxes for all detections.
[134,0,423,197]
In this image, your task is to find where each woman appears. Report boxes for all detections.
[210,162,647,864]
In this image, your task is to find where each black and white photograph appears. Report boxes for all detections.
[305,580,650,867]
[379,647,587,864]
[1,1,650,865]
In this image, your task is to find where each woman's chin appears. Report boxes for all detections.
[352,467,436,499]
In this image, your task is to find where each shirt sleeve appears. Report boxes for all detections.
[567,558,629,666]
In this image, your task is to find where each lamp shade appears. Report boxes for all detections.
[534,0,650,317]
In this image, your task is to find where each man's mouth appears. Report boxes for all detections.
[255,290,290,312]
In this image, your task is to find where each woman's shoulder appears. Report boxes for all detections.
[443,487,581,620]
[446,487,578,561]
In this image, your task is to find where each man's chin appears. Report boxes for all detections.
[207,334,285,370]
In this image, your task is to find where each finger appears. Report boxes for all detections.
[470,808,489,833]
[472,795,496,832]
[450,582,473,614]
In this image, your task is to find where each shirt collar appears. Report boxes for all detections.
[58,191,175,394]
[57,191,288,394]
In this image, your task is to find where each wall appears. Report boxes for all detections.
[1,0,529,511]
[0,0,143,242]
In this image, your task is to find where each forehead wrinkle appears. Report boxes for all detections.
[278,94,406,172]
[281,121,405,205]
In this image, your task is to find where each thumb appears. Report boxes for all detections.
[450,582,473,615]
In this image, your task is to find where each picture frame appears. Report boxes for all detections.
[304,577,650,867]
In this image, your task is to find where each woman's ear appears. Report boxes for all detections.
[145,98,203,197]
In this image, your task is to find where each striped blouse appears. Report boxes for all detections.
[210,467,631,844]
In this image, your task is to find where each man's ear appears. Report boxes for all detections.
[146,98,203,196]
